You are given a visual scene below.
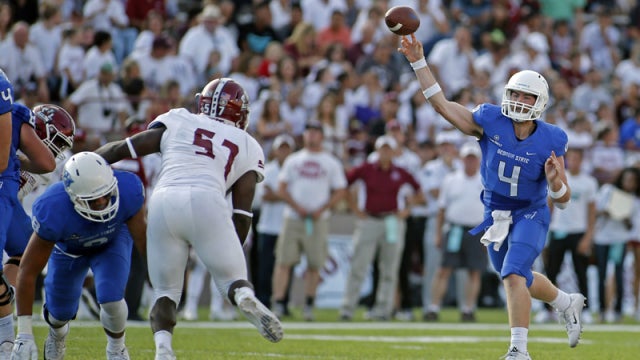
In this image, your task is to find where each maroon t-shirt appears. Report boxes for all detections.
[347,162,421,215]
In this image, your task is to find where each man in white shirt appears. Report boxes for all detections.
[179,5,239,79]
[423,141,486,322]
[272,121,347,321]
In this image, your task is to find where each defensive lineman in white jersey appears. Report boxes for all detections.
[96,78,282,360]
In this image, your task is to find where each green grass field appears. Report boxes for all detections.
[29,308,640,359]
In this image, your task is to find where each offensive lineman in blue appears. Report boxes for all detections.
[0,98,57,354]
[10,152,146,360]
[400,34,584,360]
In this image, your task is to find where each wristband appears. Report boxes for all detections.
[233,209,253,218]
[17,315,33,335]
[548,182,567,199]
[125,137,138,159]
[422,83,442,100]
[410,58,427,70]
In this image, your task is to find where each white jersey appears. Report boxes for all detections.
[278,149,347,220]
[149,108,265,194]
[18,151,69,210]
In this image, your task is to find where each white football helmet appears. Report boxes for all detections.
[501,70,549,122]
[62,152,119,222]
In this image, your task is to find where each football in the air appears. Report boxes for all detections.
[385,6,420,36]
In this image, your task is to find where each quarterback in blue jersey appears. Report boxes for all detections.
[10,152,146,360]
[0,102,56,356]
[400,34,584,360]
[0,69,12,172]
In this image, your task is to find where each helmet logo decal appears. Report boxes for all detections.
[63,170,74,188]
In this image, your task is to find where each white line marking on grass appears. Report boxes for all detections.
[281,334,590,345]
[60,320,640,333]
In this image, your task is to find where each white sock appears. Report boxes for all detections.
[51,323,69,338]
[549,290,571,312]
[106,333,125,352]
[0,313,14,342]
[427,304,440,312]
[154,330,172,351]
[510,327,528,353]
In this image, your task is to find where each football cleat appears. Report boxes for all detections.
[106,346,130,360]
[501,346,532,360]
[558,293,586,348]
[235,287,283,343]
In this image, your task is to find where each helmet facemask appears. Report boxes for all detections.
[62,152,119,223]
[501,70,549,122]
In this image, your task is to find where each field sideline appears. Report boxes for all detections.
[24,308,640,360]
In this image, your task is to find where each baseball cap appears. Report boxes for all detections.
[459,141,481,158]
[375,135,398,150]
[525,32,548,53]
[305,120,324,133]
[435,130,459,145]
[201,5,221,19]
[272,134,295,150]
[99,62,114,73]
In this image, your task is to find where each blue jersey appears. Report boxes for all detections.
[31,170,144,255]
[473,104,568,211]
[0,103,35,194]
[0,69,12,115]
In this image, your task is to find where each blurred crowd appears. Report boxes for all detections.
[6,0,640,323]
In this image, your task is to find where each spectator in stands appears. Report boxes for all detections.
[64,62,131,149]
[125,0,166,31]
[131,10,165,58]
[427,25,477,98]
[508,31,552,75]
[57,27,86,99]
[579,5,621,77]
[179,4,239,80]
[272,121,347,321]
[0,21,48,102]
[283,22,322,77]
[571,68,613,114]
[83,30,118,81]
[0,2,12,46]
[237,1,279,54]
[83,0,137,65]
[593,167,640,322]
[256,94,292,158]
[28,2,62,100]
[340,135,422,321]
[316,8,352,54]
[591,123,625,185]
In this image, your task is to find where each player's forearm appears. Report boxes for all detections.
[232,214,251,245]
[95,139,130,164]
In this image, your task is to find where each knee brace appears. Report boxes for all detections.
[0,271,14,306]
[100,299,128,333]
[43,304,68,328]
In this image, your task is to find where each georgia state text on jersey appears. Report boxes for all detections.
[0,69,13,114]
[472,104,568,210]
[1,103,36,194]
[31,171,144,255]
[149,108,265,193]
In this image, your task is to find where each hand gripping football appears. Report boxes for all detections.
[385,6,420,36]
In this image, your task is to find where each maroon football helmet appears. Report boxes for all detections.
[196,78,250,130]
[33,104,76,158]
